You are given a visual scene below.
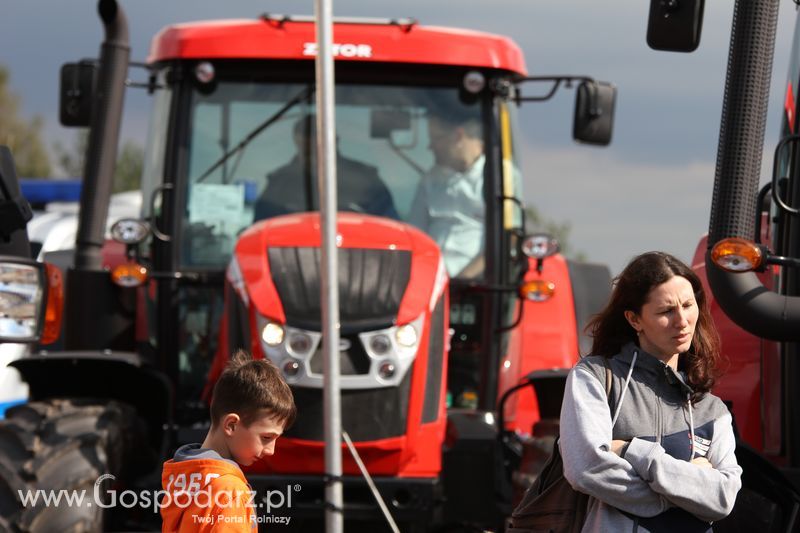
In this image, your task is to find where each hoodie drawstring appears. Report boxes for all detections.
[687,393,696,459]
[614,349,698,460]
[612,350,638,428]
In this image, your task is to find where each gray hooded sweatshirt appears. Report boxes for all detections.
[559,342,742,532]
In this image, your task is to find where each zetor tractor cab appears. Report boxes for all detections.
[0,2,617,531]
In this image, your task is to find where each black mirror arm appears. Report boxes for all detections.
[515,75,596,104]
[493,194,529,334]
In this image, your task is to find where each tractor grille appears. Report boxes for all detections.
[288,371,411,441]
[268,247,411,331]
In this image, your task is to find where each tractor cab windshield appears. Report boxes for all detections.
[180,80,491,279]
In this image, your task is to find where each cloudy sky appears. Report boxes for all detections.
[1,1,797,274]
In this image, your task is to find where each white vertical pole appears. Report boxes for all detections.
[313,0,343,531]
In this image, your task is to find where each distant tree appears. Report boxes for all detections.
[0,66,52,177]
[113,141,143,193]
[54,130,143,193]
[525,205,587,261]
[53,129,88,178]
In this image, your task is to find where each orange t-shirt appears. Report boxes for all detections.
[161,454,255,532]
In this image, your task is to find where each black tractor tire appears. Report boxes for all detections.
[0,399,145,532]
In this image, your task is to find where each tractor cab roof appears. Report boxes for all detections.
[148,16,527,75]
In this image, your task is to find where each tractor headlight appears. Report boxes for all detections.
[0,260,45,342]
[288,331,313,356]
[360,315,424,362]
[521,233,560,259]
[377,360,397,381]
[368,334,392,356]
[110,218,150,245]
[282,359,301,378]
[261,322,285,346]
[395,324,418,348]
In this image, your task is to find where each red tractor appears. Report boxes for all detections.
[0,2,617,531]
[649,0,800,529]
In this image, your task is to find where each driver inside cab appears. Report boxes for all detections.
[254,115,399,221]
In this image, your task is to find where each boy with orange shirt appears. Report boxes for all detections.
[161,350,296,532]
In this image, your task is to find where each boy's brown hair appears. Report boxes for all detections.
[209,350,296,428]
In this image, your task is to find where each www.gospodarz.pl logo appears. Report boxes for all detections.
[17,473,299,524]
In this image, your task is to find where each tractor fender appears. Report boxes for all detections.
[10,351,172,451]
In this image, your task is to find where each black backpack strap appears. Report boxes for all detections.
[602,357,616,418]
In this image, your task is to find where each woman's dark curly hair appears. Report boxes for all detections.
[587,251,722,401]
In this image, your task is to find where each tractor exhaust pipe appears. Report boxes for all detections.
[706,0,800,342]
[73,0,129,271]
[64,0,133,350]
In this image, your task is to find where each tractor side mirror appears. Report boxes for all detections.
[573,81,617,146]
[646,0,705,52]
[59,60,98,127]
[0,257,63,344]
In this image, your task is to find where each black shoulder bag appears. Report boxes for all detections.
[507,362,616,533]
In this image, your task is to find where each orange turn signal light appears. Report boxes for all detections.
[41,263,63,345]
[710,237,763,273]
[520,279,556,302]
[111,262,149,288]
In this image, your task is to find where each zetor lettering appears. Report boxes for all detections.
[302,42,373,58]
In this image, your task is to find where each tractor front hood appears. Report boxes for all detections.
[248,211,419,249]
[233,212,445,328]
